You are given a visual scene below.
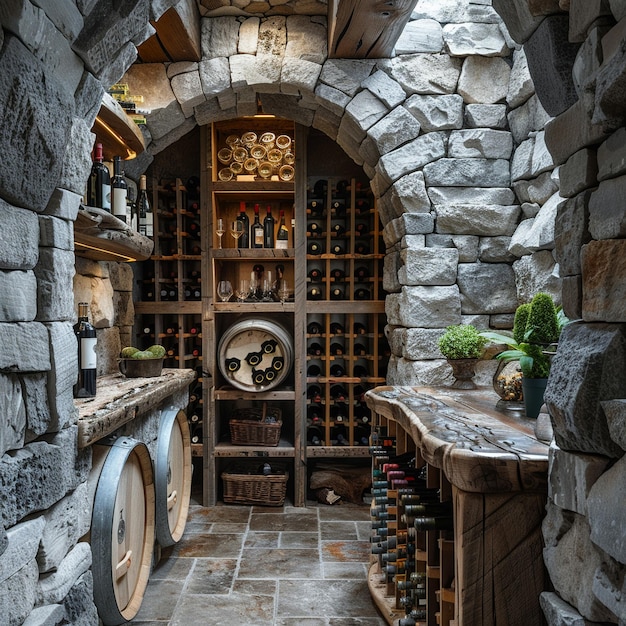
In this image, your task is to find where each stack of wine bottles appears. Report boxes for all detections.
[187,381,203,444]
[369,442,453,626]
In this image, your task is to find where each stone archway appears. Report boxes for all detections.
[123,11,559,387]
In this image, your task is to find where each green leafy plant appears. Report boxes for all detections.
[512,303,531,344]
[479,330,551,378]
[438,324,487,360]
[525,292,560,344]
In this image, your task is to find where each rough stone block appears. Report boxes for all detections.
[0,322,50,373]
[587,453,626,563]
[555,190,592,276]
[491,0,557,43]
[383,250,402,293]
[399,247,459,286]
[389,53,462,95]
[58,118,94,199]
[0,200,39,271]
[36,542,91,606]
[344,90,389,135]
[581,239,626,322]
[104,262,133,292]
[0,373,26,456]
[457,262,518,314]
[403,327,448,360]
[588,176,626,239]
[170,69,205,117]
[448,129,513,159]
[46,322,78,432]
[95,325,121,377]
[435,204,520,236]
[21,373,51,441]
[427,186,515,206]
[465,103,508,129]
[394,18,444,54]
[478,236,516,262]
[383,214,435,250]
[507,48,535,108]
[539,592,594,626]
[443,22,509,56]
[423,158,511,187]
[377,133,446,185]
[405,94,464,132]
[559,148,599,198]
[511,138,535,182]
[508,93,552,144]
[0,36,73,213]
[561,273,583,321]
[285,15,326,63]
[545,98,609,166]
[425,234,480,263]
[319,59,376,97]
[21,604,65,626]
[396,285,461,328]
[34,249,75,323]
[527,170,560,205]
[413,0,502,25]
[43,188,81,223]
[457,56,511,104]
[509,191,561,255]
[602,399,626,451]
[61,569,98,626]
[597,126,626,181]
[548,442,610,515]
[38,216,73,251]
[592,563,626,625]
[542,505,619,622]
[545,322,626,458]
[361,70,406,109]
[385,353,451,387]
[364,106,421,162]
[0,271,37,322]
[513,249,562,304]
[281,57,322,96]
[569,0,613,42]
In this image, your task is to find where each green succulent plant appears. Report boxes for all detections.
[438,324,487,360]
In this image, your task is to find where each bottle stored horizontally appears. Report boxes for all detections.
[87,142,111,211]
[252,204,264,248]
[307,240,323,255]
[308,286,323,300]
[111,156,127,222]
[237,201,249,248]
[137,175,153,237]
[307,267,324,282]
[263,205,275,248]
[276,209,289,249]
[73,302,97,398]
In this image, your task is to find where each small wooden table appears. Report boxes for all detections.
[365,386,550,626]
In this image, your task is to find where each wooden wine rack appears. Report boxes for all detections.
[365,386,551,626]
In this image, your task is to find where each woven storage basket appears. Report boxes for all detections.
[221,462,288,506]
[229,406,282,446]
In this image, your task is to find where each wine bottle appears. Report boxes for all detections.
[331,404,347,423]
[329,322,344,335]
[355,241,370,255]
[307,240,324,255]
[355,221,368,234]
[308,286,323,300]
[331,424,348,445]
[330,242,344,255]
[354,364,369,378]
[137,175,153,237]
[329,342,344,356]
[307,385,322,402]
[355,266,370,281]
[307,342,323,356]
[331,222,346,236]
[251,204,264,248]
[331,198,346,216]
[329,363,345,377]
[330,286,344,300]
[308,222,324,237]
[307,404,323,423]
[413,514,454,532]
[355,288,371,300]
[307,267,324,282]
[111,156,127,222]
[307,363,321,377]
[330,384,347,402]
[73,302,97,398]
[354,342,368,356]
[355,424,370,446]
[87,142,111,211]
[307,426,323,446]
[189,383,202,403]
[276,209,289,249]
[307,198,324,216]
[307,321,322,335]
[263,204,275,248]
[237,201,249,248]
[330,268,345,280]
[353,322,367,335]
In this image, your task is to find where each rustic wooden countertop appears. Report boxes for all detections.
[365,385,550,494]
[75,368,196,448]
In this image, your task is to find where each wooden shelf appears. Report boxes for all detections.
[93,93,146,161]
[214,441,296,457]
[74,205,154,262]
[214,387,295,401]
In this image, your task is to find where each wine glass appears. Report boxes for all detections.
[278,279,289,303]
[230,220,244,244]
[236,279,249,302]
[216,218,225,249]
[217,280,233,302]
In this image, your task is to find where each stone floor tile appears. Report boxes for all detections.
[355,521,372,541]
[170,532,244,558]
[132,579,184,621]
[276,619,329,626]
[250,512,320,532]
[209,522,248,534]
[276,579,381,618]
[280,531,319,548]
[239,548,322,579]
[323,561,369,579]
[322,540,371,562]
[318,505,371,522]
[245,530,281,548]
[321,521,359,540]
[232,578,278,596]
[184,558,238,594]
[170,593,275,626]
[148,554,194,581]
[328,619,388,625]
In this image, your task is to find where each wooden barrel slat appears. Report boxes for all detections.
[91,436,155,626]
[155,407,192,547]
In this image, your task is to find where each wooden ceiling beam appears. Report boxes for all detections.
[328,0,418,59]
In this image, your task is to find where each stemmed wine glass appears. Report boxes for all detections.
[217,280,233,302]
[230,220,244,244]
[278,279,289,303]
[236,279,249,302]
[216,218,225,249]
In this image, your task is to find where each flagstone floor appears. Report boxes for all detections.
[131,491,386,625]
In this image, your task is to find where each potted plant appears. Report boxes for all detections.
[480,293,568,417]
[438,324,487,389]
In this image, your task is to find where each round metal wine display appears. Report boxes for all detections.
[218,318,293,391]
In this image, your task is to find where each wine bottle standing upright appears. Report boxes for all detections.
[263,205,275,248]
[74,302,97,398]
[276,209,289,249]
[237,201,249,248]
[87,142,111,211]
[137,175,153,237]
[111,156,127,222]
[252,204,264,248]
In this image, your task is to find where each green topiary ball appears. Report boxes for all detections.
[526,293,559,344]
[438,324,487,360]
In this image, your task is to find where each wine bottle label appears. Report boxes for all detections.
[276,237,288,249]
[101,183,111,210]
[254,229,263,246]
[80,337,97,369]
[144,212,154,237]
[112,188,127,220]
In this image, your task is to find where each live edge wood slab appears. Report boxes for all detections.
[365,386,551,626]
[75,369,196,448]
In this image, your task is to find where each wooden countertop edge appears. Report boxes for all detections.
[365,385,550,494]
[75,368,196,448]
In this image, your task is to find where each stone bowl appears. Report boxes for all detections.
[118,357,164,378]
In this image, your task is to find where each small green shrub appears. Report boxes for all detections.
[525,293,559,344]
[438,325,487,360]
[513,303,531,344]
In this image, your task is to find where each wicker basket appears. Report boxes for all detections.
[229,406,282,447]
[221,462,289,506]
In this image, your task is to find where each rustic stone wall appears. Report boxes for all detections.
[493,1,626,624]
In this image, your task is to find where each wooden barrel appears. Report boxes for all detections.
[155,407,192,547]
[90,436,155,626]
[217,318,293,392]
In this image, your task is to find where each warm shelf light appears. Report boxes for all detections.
[74,240,137,263]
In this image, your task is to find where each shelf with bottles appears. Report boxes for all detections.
[211,119,296,185]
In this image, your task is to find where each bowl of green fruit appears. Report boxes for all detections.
[119,345,166,378]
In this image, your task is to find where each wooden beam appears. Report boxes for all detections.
[329,0,419,59]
